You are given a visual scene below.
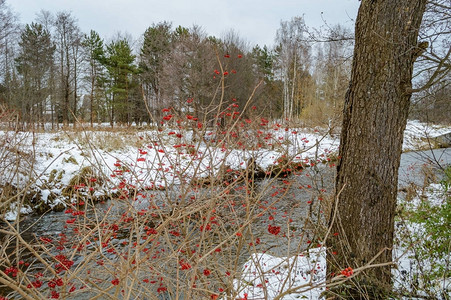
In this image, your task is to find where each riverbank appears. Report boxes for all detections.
[1,120,450,221]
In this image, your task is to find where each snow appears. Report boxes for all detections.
[4,203,33,221]
[40,189,51,202]
[235,179,450,299]
[393,179,450,299]
[234,247,327,299]
[403,120,451,151]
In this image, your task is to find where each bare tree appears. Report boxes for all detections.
[275,16,312,121]
[0,0,18,93]
[319,25,353,111]
[0,0,16,44]
[54,11,82,126]
[412,0,451,92]
[160,25,217,117]
[409,0,451,123]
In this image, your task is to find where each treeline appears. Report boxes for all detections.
[0,2,354,129]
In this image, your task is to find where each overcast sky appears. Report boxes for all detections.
[9,0,360,47]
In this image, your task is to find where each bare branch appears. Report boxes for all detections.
[409,45,451,94]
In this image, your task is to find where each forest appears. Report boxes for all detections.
[0,0,371,129]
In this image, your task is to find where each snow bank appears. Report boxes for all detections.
[403,120,451,151]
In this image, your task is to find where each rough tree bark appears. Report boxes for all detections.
[327,0,427,297]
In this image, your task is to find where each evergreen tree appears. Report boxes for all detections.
[251,45,283,118]
[15,22,55,126]
[82,30,105,126]
[104,38,137,126]
[252,45,275,83]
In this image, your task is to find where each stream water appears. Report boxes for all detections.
[398,147,451,187]
[16,147,451,247]
[20,148,451,225]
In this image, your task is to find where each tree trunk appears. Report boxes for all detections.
[327,0,427,297]
[73,55,78,129]
[90,72,95,128]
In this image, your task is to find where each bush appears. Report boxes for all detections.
[0,92,339,299]
[395,165,451,299]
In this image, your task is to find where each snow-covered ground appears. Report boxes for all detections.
[233,182,450,299]
[233,120,451,299]
[393,181,450,299]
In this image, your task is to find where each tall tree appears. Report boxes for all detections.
[323,25,352,111]
[0,0,15,43]
[312,25,353,126]
[252,45,275,83]
[105,37,136,126]
[54,11,81,125]
[34,10,59,129]
[220,30,259,111]
[251,45,282,119]
[275,16,312,121]
[327,0,428,297]
[15,23,55,126]
[140,22,172,120]
[82,30,105,127]
[0,0,18,107]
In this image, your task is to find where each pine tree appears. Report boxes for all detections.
[104,38,137,126]
[82,30,105,127]
[15,22,55,126]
